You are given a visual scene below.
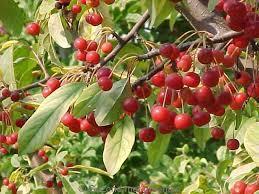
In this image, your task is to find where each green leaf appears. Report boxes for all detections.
[182,175,204,194]
[236,117,256,145]
[228,162,257,184]
[56,175,83,194]
[169,8,179,31]
[0,0,26,35]
[216,159,232,187]
[193,126,211,150]
[56,151,68,162]
[149,0,172,27]
[94,79,132,126]
[18,82,85,155]
[103,116,135,175]
[73,83,101,117]
[68,165,113,178]
[38,0,56,15]
[148,133,171,167]
[11,154,20,168]
[208,0,218,12]
[244,122,259,165]
[48,13,71,48]
[0,46,16,90]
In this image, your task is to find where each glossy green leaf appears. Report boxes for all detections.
[103,116,135,175]
[38,0,55,15]
[18,82,85,155]
[0,46,16,90]
[236,117,256,145]
[169,8,179,31]
[48,13,71,48]
[148,133,171,167]
[73,83,101,117]
[11,154,20,168]
[244,122,259,165]
[94,79,131,126]
[0,0,26,35]
[57,175,83,194]
[193,126,211,150]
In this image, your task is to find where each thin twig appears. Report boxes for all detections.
[31,48,49,78]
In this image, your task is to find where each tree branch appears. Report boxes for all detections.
[99,10,150,67]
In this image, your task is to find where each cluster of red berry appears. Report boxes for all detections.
[2,178,17,194]
[0,132,18,155]
[216,0,259,38]
[61,111,113,141]
[37,149,49,163]
[42,78,61,98]
[231,180,259,194]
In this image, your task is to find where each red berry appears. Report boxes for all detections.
[61,113,75,126]
[211,127,225,140]
[212,49,224,63]
[192,111,211,126]
[104,0,115,4]
[247,83,259,98]
[165,73,183,90]
[25,22,40,36]
[227,44,242,58]
[195,86,215,107]
[85,51,100,65]
[45,180,54,188]
[235,71,251,87]
[1,88,11,98]
[198,48,213,64]
[60,167,69,176]
[0,135,6,143]
[0,147,8,155]
[169,44,180,60]
[151,106,170,123]
[42,87,52,98]
[159,43,173,58]
[7,183,16,191]
[98,77,113,91]
[86,40,98,51]
[227,138,240,150]
[2,178,9,186]
[10,132,18,143]
[86,13,103,26]
[75,50,86,61]
[177,59,192,72]
[57,181,63,188]
[174,113,193,130]
[80,119,92,132]
[134,83,152,99]
[42,155,49,162]
[139,127,156,142]
[201,70,219,87]
[223,55,235,68]
[46,78,60,91]
[231,180,247,194]
[69,119,81,133]
[88,0,99,7]
[38,150,46,157]
[244,183,259,194]
[15,118,26,128]
[10,91,20,102]
[73,37,87,50]
[71,4,82,14]
[151,71,165,87]
[96,67,112,79]
[216,91,232,106]
[183,72,200,88]
[156,87,175,105]
[223,1,247,19]
[101,42,113,54]
[123,97,139,114]
[233,35,249,48]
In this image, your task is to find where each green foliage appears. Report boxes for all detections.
[18,83,85,154]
